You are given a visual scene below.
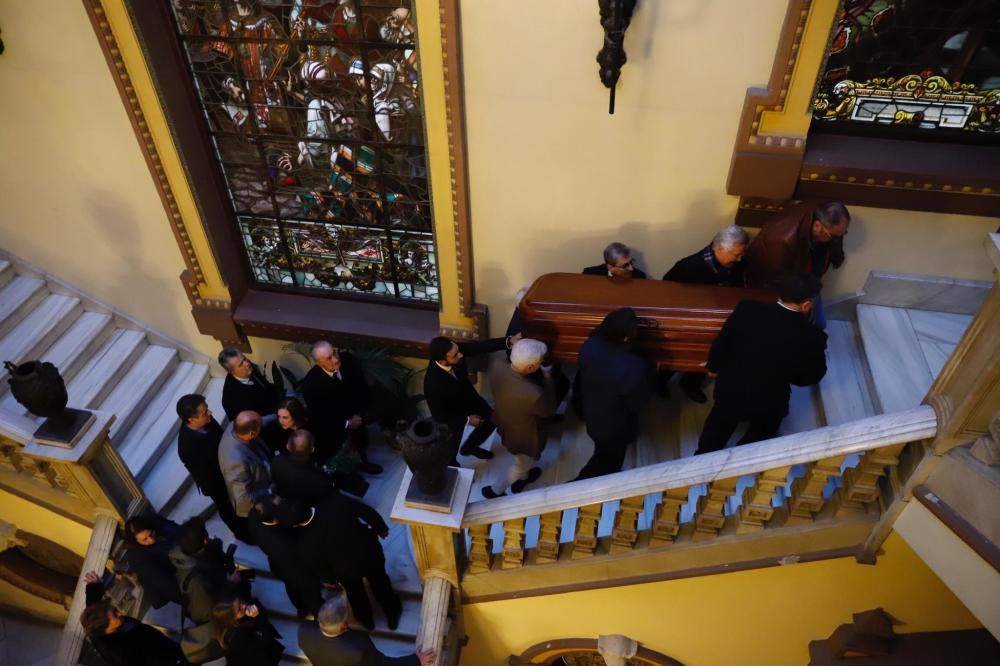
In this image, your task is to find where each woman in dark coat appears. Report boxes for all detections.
[276,397,368,497]
[211,597,284,666]
[123,514,183,609]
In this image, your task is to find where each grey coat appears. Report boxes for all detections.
[217,423,273,517]
[490,361,557,459]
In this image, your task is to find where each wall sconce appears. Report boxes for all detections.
[597,0,637,114]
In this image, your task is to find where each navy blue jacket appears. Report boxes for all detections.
[577,335,653,445]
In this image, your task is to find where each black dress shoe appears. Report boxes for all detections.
[386,603,402,631]
[681,384,708,403]
[359,461,384,475]
[510,467,543,493]
[481,486,505,499]
[460,445,494,459]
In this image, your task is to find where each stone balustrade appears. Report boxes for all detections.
[460,406,936,575]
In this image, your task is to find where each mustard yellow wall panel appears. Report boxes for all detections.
[462,533,980,665]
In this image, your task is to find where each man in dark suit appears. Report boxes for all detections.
[574,308,655,480]
[424,334,518,463]
[271,429,337,505]
[299,341,381,474]
[277,495,401,632]
[247,497,321,619]
[176,393,249,542]
[582,241,648,279]
[219,347,284,451]
[696,272,828,455]
[660,224,750,403]
[299,589,435,666]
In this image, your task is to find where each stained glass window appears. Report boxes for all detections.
[170,0,439,303]
[812,0,1000,138]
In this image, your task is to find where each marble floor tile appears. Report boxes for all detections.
[906,309,973,378]
[820,319,876,425]
[858,304,934,413]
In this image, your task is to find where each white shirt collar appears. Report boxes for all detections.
[435,361,454,374]
[777,299,798,313]
[235,375,254,385]
[296,507,317,527]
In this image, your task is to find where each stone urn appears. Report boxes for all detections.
[4,360,93,446]
[4,360,69,422]
[399,418,451,495]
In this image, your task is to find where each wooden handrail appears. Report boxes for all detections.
[462,406,937,528]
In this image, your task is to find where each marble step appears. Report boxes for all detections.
[164,481,214,526]
[857,305,935,413]
[0,311,116,414]
[0,294,82,383]
[120,361,210,481]
[0,260,12,289]
[906,309,973,378]
[100,344,178,443]
[0,275,47,341]
[819,320,877,426]
[147,376,227,513]
[66,328,147,410]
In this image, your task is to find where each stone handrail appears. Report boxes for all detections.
[462,406,937,529]
[0,408,40,445]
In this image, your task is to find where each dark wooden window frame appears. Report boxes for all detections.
[728,0,1000,226]
[88,0,483,355]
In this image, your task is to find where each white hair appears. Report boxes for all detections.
[311,340,335,361]
[712,225,749,252]
[510,338,547,371]
[317,589,350,636]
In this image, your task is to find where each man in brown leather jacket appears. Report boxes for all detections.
[743,201,850,291]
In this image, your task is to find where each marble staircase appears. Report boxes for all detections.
[0,252,421,663]
[0,245,981,661]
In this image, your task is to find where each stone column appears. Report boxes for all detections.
[53,511,117,666]
[391,466,475,665]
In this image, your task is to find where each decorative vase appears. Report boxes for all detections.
[399,418,451,495]
[4,360,69,423]
[4,360,93,447]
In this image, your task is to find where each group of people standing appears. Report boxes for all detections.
[78,200,850,663]
[80,342,435,665]
[426,201,849,496]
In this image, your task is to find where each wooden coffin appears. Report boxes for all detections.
[517,273,774,372]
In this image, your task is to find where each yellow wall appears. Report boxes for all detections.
[0,489,93,557]
[0,0,995,350]
[462,532,981,665]
[0,1,218,358]
[460,0,998,335]
[0,490,91,623]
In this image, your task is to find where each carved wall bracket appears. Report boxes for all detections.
[597,0,637,114]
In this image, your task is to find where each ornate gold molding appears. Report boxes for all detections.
[728,0,839,200]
